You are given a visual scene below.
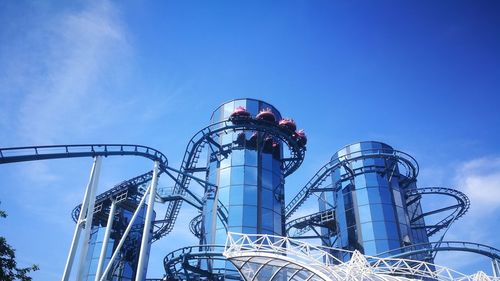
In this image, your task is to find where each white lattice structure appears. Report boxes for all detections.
[223,233,499,281]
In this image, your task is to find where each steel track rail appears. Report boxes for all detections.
[163,245,239,280]
[0,144,168,165]
[406,187,470,237]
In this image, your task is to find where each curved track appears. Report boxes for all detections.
[285,148,418,220]
[163,245,239,280]
[376,241,500,261]
[0,144,168,165]
[406,187,470,237]
[153,118,306,240]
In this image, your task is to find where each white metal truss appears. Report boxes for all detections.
[224,232,499,281]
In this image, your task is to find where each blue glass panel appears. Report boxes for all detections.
[219,168,230,187]
[272,174,281,189]
[382,204,396,222]
[262,153,272,170]
[393,189,403,207]
[245,149,258,167]
[386,222,399,240]
[220,157,231,170]
[234,99,246,109]
[243,185,257,206]
[262,169,273,189]
[218,186,229,205]
[232,149,245,166]
[244,166,257,185]
[375,240,390,253]
[242,227,257,234]
[365,173,379,187]
[367,188,382,204]
[223,101,235,119]
[230,166,244,185]
[274,216,282,235]
[356,188,369,206]
[262,208,274,230]
[345,209,356,227]
[272,159,281,174]
[229,185,244,205]
[358,204,372,223]
[372,222,388,240]
[354,175,366,187]
[228,206,243,226]
[273,194,282,214]
[242,205,257,227]
[379,188,392,204]
[246,100,259,115]
[388,239,401,250]
[361,222,375,241]
[262,188,273,209]
[351,159,363,169]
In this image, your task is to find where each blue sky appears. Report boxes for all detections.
[1,0,499,279]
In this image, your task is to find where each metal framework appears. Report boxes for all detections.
[152,118,307,241]
[285,148,419,220]
[406,187,470,237]
[224,232,499,281]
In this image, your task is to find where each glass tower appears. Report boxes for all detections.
[319,141,430,260]
[201,99,285,275]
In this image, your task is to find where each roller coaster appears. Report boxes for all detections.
[1,101,499,280]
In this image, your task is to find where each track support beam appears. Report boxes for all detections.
[135,160,160,281]
[94,199,116,281]
[61,156,102,281]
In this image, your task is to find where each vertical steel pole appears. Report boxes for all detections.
[76,156,102,281]
[61,157,101,281]
[135,161,159,281]
[99,184,151,281]
[94,199,117,281]
[493,258,500,278]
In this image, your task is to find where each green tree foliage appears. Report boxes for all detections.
[0,202,39,281]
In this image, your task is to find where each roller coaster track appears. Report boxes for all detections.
[376,241,500,261]
[286,208,336,238]
[163,245,239,280]
[285,148,418,220]
[72,171,154,222]
[152,119,306,241]
[406,187,470,237]
[0,144,168,165]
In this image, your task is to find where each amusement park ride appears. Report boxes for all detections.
[0,98,499,281]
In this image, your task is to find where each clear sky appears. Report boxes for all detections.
[1,1,499,279]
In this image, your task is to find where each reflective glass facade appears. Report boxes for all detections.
[319,141,430,260]
[82,205,153,281]
[201,99,285,274]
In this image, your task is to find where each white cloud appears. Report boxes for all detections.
[455,157,500,214]
[1,1,132,145]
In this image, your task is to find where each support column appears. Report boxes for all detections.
[492,258,500,278]
[94,199,117,281]
[76,156,102,281]
[135,161,160,281]
[99,179,153,281]
[61,156,102,281]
